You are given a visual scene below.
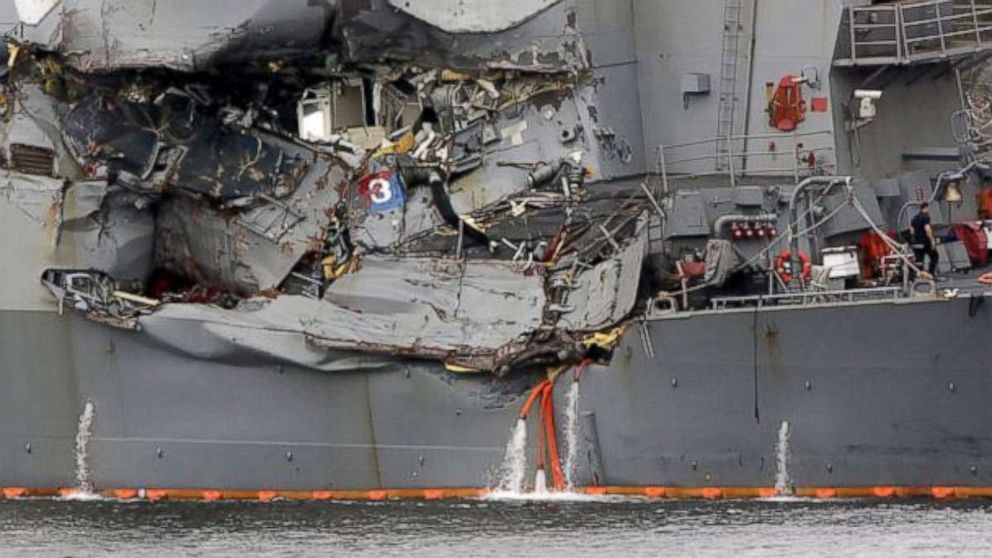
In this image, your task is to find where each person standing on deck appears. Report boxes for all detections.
[911,202,939,276]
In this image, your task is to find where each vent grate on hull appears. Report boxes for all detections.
[9,143,55,176]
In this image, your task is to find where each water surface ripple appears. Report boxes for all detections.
[0,498,989,557]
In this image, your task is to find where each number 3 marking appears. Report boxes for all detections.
[369,178,393,204]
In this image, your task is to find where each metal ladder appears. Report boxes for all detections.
[715,0,743,172]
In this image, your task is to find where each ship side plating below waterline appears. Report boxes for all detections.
[1,0,992,497]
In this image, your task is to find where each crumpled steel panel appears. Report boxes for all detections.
[15,0,584,75]
[447,90,594,212]
[340,2,587,73]
[56,187,156,282]
[138,256,546,371]
[62,94,303,200]
[154,153,344,294]
[388,0,559,33]
[11,0,649,375]
[557,215,648,331]
[36,0,332,72]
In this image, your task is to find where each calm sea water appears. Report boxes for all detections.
[1,497,990,557]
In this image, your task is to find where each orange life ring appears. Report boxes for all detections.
[774,250,812,283]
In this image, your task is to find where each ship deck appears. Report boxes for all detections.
[940,265,992,294]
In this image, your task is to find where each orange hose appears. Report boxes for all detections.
[516,378,567,491]
[541,383,567,491]
[519,380,549,419]
[535,394,547,471]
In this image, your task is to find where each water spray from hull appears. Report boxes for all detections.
[490,374,579,498]
[774,420,794,497]
[563,379,581,488]
[72,400,97,498]
[494,418,529,494]
[533,468,548,495]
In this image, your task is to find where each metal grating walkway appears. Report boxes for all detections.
[835,0,992,67]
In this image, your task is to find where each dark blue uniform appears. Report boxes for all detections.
[911,212,939,275]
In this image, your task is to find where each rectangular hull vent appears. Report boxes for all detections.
[9,143,55,176]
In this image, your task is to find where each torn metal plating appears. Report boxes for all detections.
[41,268,156,329]
[11,0,587,75]
[8,2,649,375]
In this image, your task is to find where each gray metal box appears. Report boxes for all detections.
[874,178,901,198]
[664,191,710,238]
[937,242,971,273]
[733,186,764,207]
[681,73,711,94]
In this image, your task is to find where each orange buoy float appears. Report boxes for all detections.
[145,489,168,501]
[702,487,724,500]
[815,488,838,499]
[758,487,777,498]
[2,487,26,499]
[872,486,896,498]
[112,488,138,499]
[643,487,666,498]
[931,487,956,499]
[257,491,278,502]
[424,489,444,500]
[367,490,388,501]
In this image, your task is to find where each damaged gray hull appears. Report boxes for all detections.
[4,0,992,498]
[3,293,991,491]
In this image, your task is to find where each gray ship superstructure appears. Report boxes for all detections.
[1,0,992,499]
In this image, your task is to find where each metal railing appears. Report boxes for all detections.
[837,0,992,66]
[708,287,906,311]
[656,130,836,191]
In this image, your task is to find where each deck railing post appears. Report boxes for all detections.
[658,144,670,194]
[849,6,858,63]
[898,3,907,59]
[727,131,736,187]
[936,0,948,55]
[793,129,804,183]
[972,0,982,45]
